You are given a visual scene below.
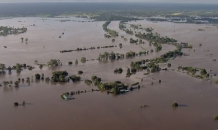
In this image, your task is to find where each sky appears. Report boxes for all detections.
[0,0,217,4]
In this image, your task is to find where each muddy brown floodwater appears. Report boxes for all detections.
[0,18,218,130]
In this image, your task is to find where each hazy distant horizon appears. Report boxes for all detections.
[1,2,218,17]
[0,0,217,4]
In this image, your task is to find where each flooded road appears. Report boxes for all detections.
[0,18,218,130]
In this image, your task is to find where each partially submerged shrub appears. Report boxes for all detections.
[22,101,25,106]
[85,80,92,85]
[78,71,83,75]
[213,115,218,121]
[68,61,73,65]
[14,102,19,107]
[172,102,178,107]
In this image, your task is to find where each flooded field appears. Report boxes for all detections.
[0,18,218,130]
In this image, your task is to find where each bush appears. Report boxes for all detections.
[78,71,83,74]
[215,80,218,84]
[68,61,73,65]
[75,59,78,65]
[51,71,68,82]
[39,64,43,69]
[45,77,50,82]
[213,115,218,120]
[131,68,137,73]
[91,76,97,81]
[35,74,41,80]
[14,102,19,106]
[85,80,92,85]
[114,68,123,74]
[81,57,86,63]
[172,102,178,107]
[22,101,25,106]
[69,75,81,82]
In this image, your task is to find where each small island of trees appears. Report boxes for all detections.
[0,26,27,36]
[103,21,118,37]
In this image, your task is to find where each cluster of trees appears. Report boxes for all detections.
[126,51,136,58]
[60,45,117,53]
[130,38,138,43]
[69,75,81,82]
[125,29,134,35]
[98,50,149,61]
[130,60,148,72]
[130,24,140,29]
[153,42,162,52]
[2,80,19,87]
[126,50,148,58]
[119,21,126,30]
[104,34,111,38]
[0,26,27,36]
[178,66,209,79]
[135,32,177,44]
[147,62,161,73]
[48,71,81,82]
[102,21,118,37]
[98,52,125,61]
[47,59,62,67]
[91,76,102,86]
[85,80,92,85]
[126,37,183,76]
[51,71,68,82]
[97,80,128,95]
[119,21,133,35]
[180,42,193,48]
[0,63,35,74]
[114,68,123,74]
[145,27,153,32]
[128,46,182,76]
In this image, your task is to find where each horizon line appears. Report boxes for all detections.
[0,1,217,5]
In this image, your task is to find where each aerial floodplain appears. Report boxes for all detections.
[0,2,218,130]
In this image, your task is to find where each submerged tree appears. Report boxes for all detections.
[0,64,6,74]
[214,115,218,121]
[75,59,78,65]
[35,73,41,80]
[200,69,207,76]
[119,43,122,49]
[14,102,19,107]
[25,38,28,43]
[81,57,86,63]
[21,37,24,42]
[68,61,73,65]
[172,102,179,107]
[126,68,131,77]
[16,63,21,73]
[47,59,61,67]
[14,81,19,87]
